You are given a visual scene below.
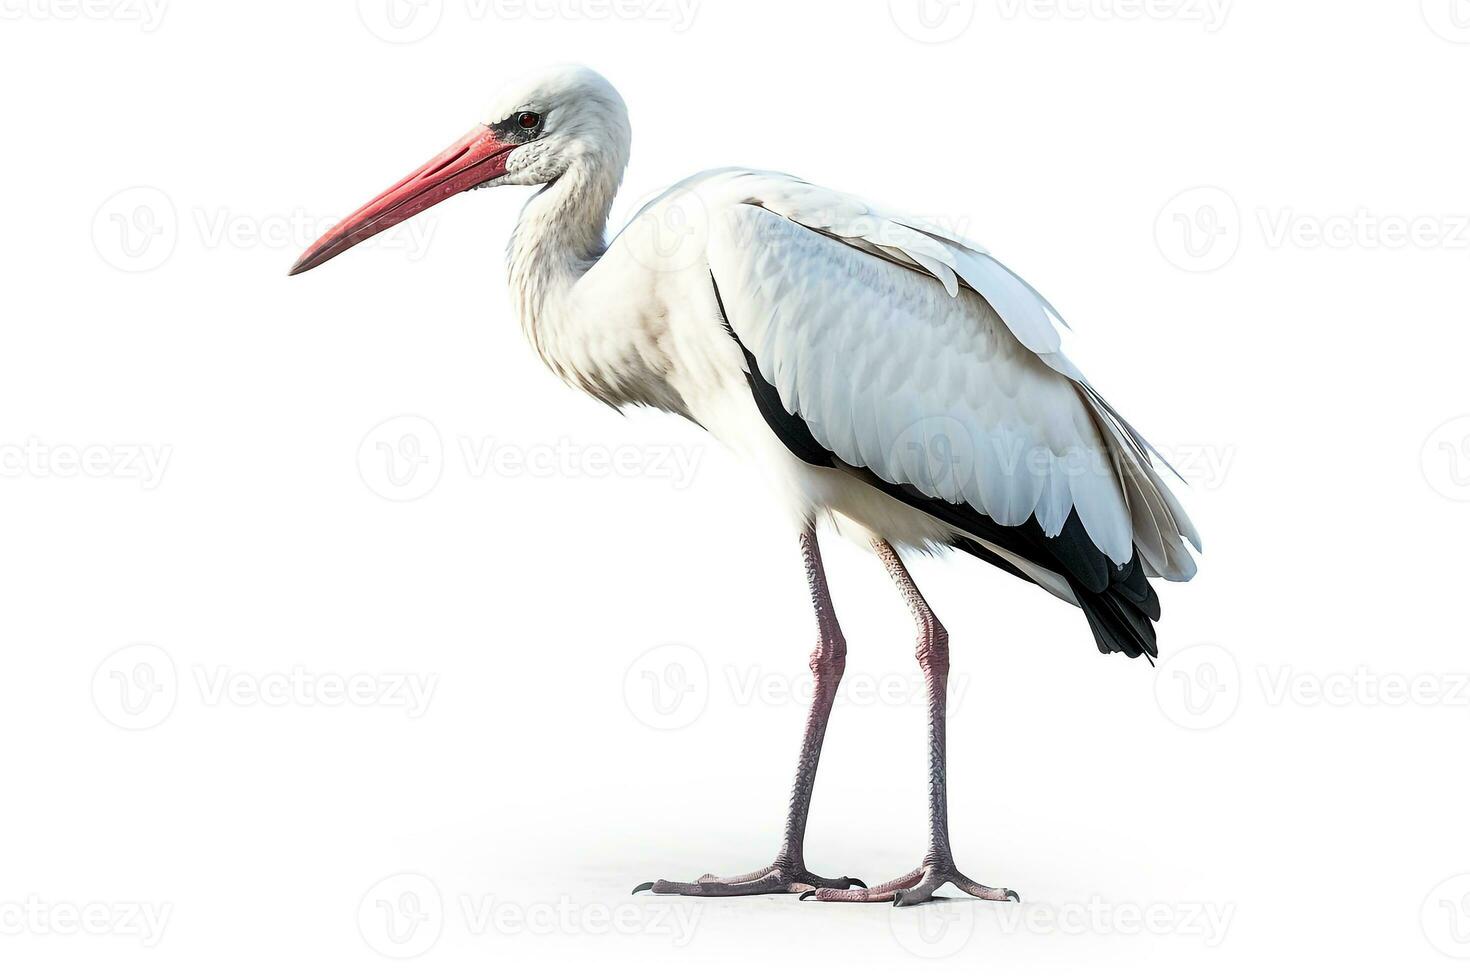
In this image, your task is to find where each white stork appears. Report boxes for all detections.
[291,65,1201,906]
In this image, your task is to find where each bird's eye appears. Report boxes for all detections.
[517,111,541,131]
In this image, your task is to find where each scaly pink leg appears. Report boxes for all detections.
[633,525,864,897]
[804,539,1019,907]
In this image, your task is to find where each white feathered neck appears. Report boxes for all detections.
[503,109,638,392]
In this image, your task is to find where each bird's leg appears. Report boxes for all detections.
[633,525,864,897]
[804,539,1019,907]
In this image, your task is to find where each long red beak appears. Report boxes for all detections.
[289,125,513,276]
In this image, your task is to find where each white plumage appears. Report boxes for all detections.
[293,63,1199,641]
[610,168,1199,588]
[291,64,1205,906]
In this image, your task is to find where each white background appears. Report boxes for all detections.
[2,0,1469,975]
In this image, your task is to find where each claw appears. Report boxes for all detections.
[632,881,654,895]
[1005,889,1021,902]
[798,890,817,901]
[846,877,868,890]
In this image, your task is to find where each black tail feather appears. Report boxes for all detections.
[1076,583,1159,660]
[950,533,1161,660]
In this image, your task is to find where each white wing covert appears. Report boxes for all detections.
[699,171,1199,581]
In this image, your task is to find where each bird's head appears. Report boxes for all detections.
[289,64,628,276]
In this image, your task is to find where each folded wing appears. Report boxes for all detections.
[701,170,1199,581]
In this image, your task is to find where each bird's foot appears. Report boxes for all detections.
[801,862,1018,906]
[632,859,865,898]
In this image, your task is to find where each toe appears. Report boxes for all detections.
[891,875,942,907]
[807,886,865,902]
[948,874,1019,903]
